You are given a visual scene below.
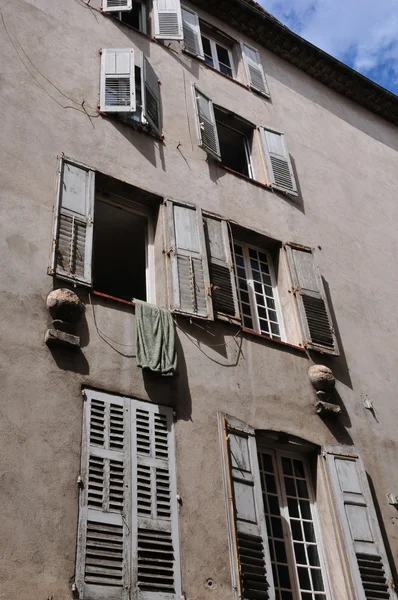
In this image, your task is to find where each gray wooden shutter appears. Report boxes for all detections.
[193,86,221,161]
[100,48,135,113]
[76,390,131,600]
[240,42,270,97]
[142,56,162,137]
[204,215,240,321]
[324,446,398,600]
[102,0,132,12]
[49,156,94,286]
[260,127,297,196]
[131,400,181,600]
[181,6,204,58]
[285,242,338,355]
[219,413,275,600]
[153,0,183,40]
[167,201,213,320]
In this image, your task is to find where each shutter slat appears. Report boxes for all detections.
[194,87,221,161]
[324,447,397,600]
[240,42,270,97]
[50,157,94,286]
[285,244,338,355]
[153,0,183,40]
[100,49,135,113]
[220,414,275,600]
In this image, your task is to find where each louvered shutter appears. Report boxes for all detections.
[324,446,397,600]
[285,243,338,355]
[100,48,135,113]
[49,156,94,286]
[131,400,181,600]
[181,7,204,58]
[193,87,221,161]
[76,390,131,600]
[102,0,132,12]
[240,42,270,97]
[260,127,297,196]
[220,413,275,600]
[153,0,183,40]
[142,56,162,137]
[204,215,240,321]
[167,201,213,319]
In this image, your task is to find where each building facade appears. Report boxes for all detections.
[0,1,398,599]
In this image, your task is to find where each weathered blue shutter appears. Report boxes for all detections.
[100,48,136,113]
[167,201,213,319]
[324,446,398,600]
[260,127,297,196]
[131,400,181,600]
[75,390,131,599]
[285,243,339,355]
[142,56,162,136]
[219,413,275,600]
[49,156,94,286]
[181,6,204,58]
[153,0,183,40]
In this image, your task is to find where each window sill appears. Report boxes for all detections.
[218,164,272,191]
[98,111,164,142]
[93,290,136,308]
[241,327,306,353]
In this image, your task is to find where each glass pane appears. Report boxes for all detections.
[258,306,267,319]
[304,522,316,543]
[269,310,278,322]
[239,278,248,291]
[256,293,265,306]
[294,542,307,565]
[298,567,311,590]
[272,517,284,539]
[270,322,280,336]
[296,479,309,499]
[259,320,269,334]
[202,36,214,67]
[267,297,276,309]
[300,500,312,520]
[274,540,287,563]
[240,291,249,304]
[219,63,233,77]
[252,270,261,281]
[216,44,231,67]
[234,244,243,256]
[243,316,253,329]
[308,545,320,567]
[284,477,296,496]
[287,497,299,518]
[294,459,305,478]
[282,457,293,475]
[268,494,280,515]
[291,520,303,541]
[235,254,244,267]
[311,569,325,592]
[249,248,257,259]
[265,474,277,494]
[260,453,273,472]
[277,565,291,589]
[281,593,293,600]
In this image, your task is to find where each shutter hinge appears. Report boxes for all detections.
[176,493,182,504]
[71,582,79,598]
[77,475,84,489]
[82,389,87,400]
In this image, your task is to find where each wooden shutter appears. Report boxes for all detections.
[142,56,162,137]
[260,127,297,196]
[167,201,213,319]
[219,413,275,600]
[100,48,135,113]
[131,400,181,600]
[76,390,131,600]
[204,215,240,321]
[102,0,132,12]
[181,6,204,58]
[153,0,183,40]
[193,86,221,161]
[285,243,339,355]
[240,42,270,97]
[49,156,94,286]
[324,446,398,600]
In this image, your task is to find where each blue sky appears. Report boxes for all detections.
[258,0,398,95]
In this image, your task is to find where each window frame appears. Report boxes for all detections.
[233,241,285,341]
[257,445,333,600]
[201,33,236,79]
[215,118,254,179]
[94,192,156,304]
[118,0,147,34]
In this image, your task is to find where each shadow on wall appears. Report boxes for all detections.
[108,118,166,171]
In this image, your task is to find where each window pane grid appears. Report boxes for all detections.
[201,35,234,78]
[258,449,330,600]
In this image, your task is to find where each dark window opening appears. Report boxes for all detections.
[119,2,147,33]
[93,199,147,302]
[118,66,143,125]
[214,108,253,178]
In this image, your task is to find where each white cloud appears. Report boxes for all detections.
[257,0,398,93]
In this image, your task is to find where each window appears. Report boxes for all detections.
[118,0,147,33]
[201,35,234,77]
[258,448,329,599]
[102,0,183,40]
[49,157,157,304]
[100,48,162,137]
[219,414,398,600]
[75,389,182,599]
[233,242,283,340]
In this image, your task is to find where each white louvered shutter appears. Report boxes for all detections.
[181,7,204,58]
[75,390,131,600]
[167,201,213,319]
[49,156,94,286]
[285,243,339,355]
[153,0,183,40]
[142,56,162,137]
[324,447,398,600]
[220,413,275,600]
[102,0,132,12]
[193,87,221,161]
[100,48,135,113]
[240,42,270,97]
[260,128,297,196]
[131,400,181,600]
[204,216,240,321]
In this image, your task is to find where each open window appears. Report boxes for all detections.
[100,48,162,137]
[49,156,159,304]
[102,0,148,34]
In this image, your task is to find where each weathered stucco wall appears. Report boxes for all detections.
[0,0,397,598]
